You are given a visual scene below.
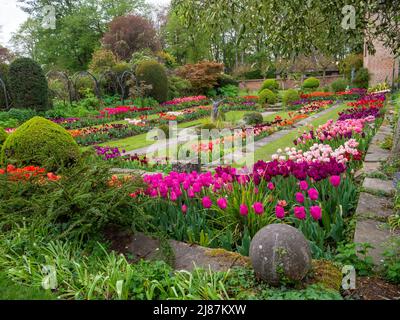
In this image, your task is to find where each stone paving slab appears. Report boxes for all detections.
[356,192,393,219]
[364,145,391,162]
[363,178,396,196]
[354,219,398,265]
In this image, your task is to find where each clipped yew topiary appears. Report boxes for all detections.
[302,77,320,90]
[1,116,80,170]
[0,63,9,109]
[8,58,49,111]
[258,88,277,105]
[259,78,279,92]
[136,60,168,102]
[282,89,300,107]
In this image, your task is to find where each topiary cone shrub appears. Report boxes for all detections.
[8,58,49,111]
[136,60,168,102]
[1,116,80,171]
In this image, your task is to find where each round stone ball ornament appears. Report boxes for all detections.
[249,224,312,286]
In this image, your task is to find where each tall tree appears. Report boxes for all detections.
[102,15,160,61]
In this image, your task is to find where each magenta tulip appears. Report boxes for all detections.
[240,204,248,216]
[307,188,319,201]
[310,206,322,220]
[295,192,305,203]
[275,205,285,219]
[252,202,264,215]
[202,196,212,208]
[217,198,227,210]
[330,175,341,187]
[294,206,306,220]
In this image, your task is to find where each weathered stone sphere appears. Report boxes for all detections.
[249,224,312,286]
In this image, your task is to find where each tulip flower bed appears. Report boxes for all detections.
[94,146,171,172]
[161,95,209,108]
[0,164,60,182]
[135,92,387,257]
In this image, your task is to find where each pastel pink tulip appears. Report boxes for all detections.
[310,206,322,220]
[299,180,308,191]
[239,204,248,216]
[330,175,341,187]
[217,198,227,210]
[294,206,306,220]
[275,205,285,219]
[308,188,319,201]
[181,204,187,214]
[252,202,264,215]
[267,182,275,190]
[295,192,305,204]
[202,196,212,208]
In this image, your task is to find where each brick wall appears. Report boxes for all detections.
[363,38,399,86]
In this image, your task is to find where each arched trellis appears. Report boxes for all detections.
[46,70,73,105]
[0,75,10,109]
[98,70,119,98]
[71,71,100,101]
[116,70,136,104]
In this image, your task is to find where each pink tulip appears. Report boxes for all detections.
[181,204,187,214]
[252,202,264,215]
[267,182,275,190]
[275,205,285,219]
[330,175,341,187]
[310,206,322,220]
[170,191,177,201]
[217,198,227,210]
[299,180,308,191]
[308,188,319,201]
[202,196,212,208]
[295,192,305,204]
[294,206,306,220]
[239,204,248,216]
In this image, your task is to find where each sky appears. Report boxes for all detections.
[0,0,171,46]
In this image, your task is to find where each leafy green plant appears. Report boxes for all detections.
[302,77,320,90]
[334,243,374,276]
[0,127,7,146]
[353,68,370,89]
[282,89,300,107]
[243,112,264,125]
[258,89,276,105]
[331,79,348,92]
[259,79,279,92]
[218,85,239,97]
[382,237,400,284]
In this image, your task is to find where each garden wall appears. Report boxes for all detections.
[239,74,343,91]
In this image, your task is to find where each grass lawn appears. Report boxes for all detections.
[253,103,349,161]
[0,273,56,300]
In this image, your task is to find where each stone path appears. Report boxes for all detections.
[353,110,400,265]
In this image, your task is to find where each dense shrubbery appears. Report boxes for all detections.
[0,127,6,146]
[282,89,300,107]
[167,76,191,99]
[1,116,80,171]
[177,61,224,94]
[258,89,277,105]
[136,60,168,102]
[331,79,348,92]
[0,63,9,109]
[302,77,320,90]
[353,68,370,89]
[8,58,49,111]
[243,112,264,125]
[259,79,279,92]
